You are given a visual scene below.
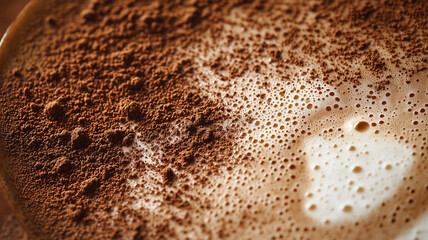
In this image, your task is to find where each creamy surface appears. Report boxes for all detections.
[0,0,426,239]
[125,4,428,239]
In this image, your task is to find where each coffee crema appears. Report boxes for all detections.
[0,0,427,239]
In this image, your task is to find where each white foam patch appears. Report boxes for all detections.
[122,130,164,211]
[127,170,163,211]
[396,213,428,240]
[303,120,414,223]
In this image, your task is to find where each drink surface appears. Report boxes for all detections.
[0,0,427,239]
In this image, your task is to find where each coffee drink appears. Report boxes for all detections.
[0,0,426,239]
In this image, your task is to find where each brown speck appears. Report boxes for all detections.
[104,129,126,145]
[44,101,65,121]
[71,128,90,150]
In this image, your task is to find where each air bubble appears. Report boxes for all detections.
[354,121,369,132]
[352,166,362,173]
[343,205,353,212]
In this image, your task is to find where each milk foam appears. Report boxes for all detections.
[125,72,427,240]
[304,122,414,223]
[123,4,428,240]
[397,213,428,240]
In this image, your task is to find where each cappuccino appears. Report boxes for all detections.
[0,0,426,239]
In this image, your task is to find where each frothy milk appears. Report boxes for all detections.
[125,3,428,240]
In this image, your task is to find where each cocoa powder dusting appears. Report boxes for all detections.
[0,0,245,239]
[0,216,30,240]
[0,0,426,239]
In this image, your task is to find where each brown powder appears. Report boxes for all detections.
[0,216,30,240]
[0,0,249,239]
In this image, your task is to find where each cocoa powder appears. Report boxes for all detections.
[0,0,245,239]
[0,216,30,240]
